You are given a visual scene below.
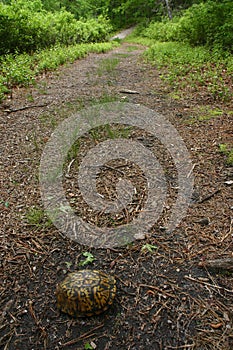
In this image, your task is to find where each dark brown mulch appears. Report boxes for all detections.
[0,41,233,350]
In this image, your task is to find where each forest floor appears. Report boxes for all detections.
[0,36,233,350]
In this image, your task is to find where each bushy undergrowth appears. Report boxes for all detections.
[0,0,112,55]
[126,36,233,101]
[0,42,118,102]
[141,1,233,52]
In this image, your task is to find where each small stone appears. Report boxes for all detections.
[196,217,210,226]
[90,341,97,349]
[225,180,233,185]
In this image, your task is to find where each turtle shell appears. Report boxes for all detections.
[56,270,116,317]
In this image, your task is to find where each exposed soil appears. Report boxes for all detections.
[0,38,233,350]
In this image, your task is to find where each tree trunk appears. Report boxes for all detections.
[164,0,172,20]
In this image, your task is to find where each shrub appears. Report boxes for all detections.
[177,1,233,49]
[0,0,112,55]
[141,19,180,42]
[140,1,233,52]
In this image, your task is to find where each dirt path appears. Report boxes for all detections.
[110,27,136,40]
[0,41,233,350]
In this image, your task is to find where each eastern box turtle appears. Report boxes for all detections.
[56,270,116,317]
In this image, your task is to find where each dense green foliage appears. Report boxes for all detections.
[140,1,233,51]
[2,0,231,52]
[177,1,233,49]
[41,0,109,19]
[0,0,112,55]
[0,0,109,18]
[0,0,205,29]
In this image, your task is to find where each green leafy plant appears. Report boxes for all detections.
[198,108,223,122]
[79,252,96,266]
[219,143,233,166]
[0,200,9,209]
[25,207,52,227]
[127,37,232,102]
[64,261,73,269]
[141,243,157,253]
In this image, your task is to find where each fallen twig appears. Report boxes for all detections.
[139,283,177,298]
[184,275,233,294]
[166,344,196,349]
[199,258,233,271]
[221,217,233,242]
[66,159,75,176]
[198,189,220,204]
[28,300,47,340]
[61,323,104,346]
[4,103,48,113]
